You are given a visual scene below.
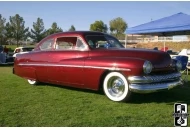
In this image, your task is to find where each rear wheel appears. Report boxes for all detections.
[103,72,131,102]
[27,79,38,85]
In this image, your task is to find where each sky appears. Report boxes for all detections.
[1,1,190,32]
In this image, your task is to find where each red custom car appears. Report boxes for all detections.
[13,31,183,102]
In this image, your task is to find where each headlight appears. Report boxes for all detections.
[143,61,152,74]
[176,60,182,71]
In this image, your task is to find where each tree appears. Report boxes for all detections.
[90,20,107,33]
[104,24,108,33]
[69,25,76,31]
[46,22,63,35]
[109,17,127,37]
[0,14,6,45]
[5,22,14,44]
[30,17,46,43]
[9,14,29,46]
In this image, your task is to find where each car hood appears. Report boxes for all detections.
[90,48,172,69]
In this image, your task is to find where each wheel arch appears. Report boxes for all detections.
[98,70,127,91]
[18,66,38,81]
[98,70,110,91]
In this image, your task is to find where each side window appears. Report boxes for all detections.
[40,39,54,50]
[75,38,85,50]
[55,37,77,50]
[56,42,73,50]
[88,40,94,48]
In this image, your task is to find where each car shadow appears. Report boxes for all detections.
[0,64,13,67]
[37,81,190,104]
[128,81,190,104]
[38,82,105,95]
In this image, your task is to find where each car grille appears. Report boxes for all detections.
[128,72,181,84]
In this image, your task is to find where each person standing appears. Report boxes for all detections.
[0,45,3,53]
[3,46,9,54]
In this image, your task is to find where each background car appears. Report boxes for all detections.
[178,49,190,61]
[13,47,34,58]
[0,45,14,65]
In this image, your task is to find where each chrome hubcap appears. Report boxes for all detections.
[107,76,125,97]
[28,79,36,84]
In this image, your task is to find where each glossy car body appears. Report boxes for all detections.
[13,31,183,102]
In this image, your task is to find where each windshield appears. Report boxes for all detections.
[85,35,124,49]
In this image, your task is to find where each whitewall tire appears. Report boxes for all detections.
[27,79,38,85]
[103,72,131,102]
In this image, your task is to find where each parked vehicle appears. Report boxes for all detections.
[0,53,14,65]
[170,49,190,65]
[0,45,14,65]
[13,31,183,102]
[178,49,190,61]
[13,47,34,58]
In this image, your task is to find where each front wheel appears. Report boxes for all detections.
[28,79,38,85]
[103,72,131,102]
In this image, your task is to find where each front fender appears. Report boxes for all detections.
[85,57,145,76]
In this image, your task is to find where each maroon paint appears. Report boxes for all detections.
[14,31,176,91]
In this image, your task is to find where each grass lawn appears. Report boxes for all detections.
[0,66,190,126]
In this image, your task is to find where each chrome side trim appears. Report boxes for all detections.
[129,79,183,93]
[128,72,181,84]
[18,63,131,71]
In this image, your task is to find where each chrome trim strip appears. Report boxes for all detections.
[129,79,183,93]
[128,72,181,84]
[18,63,131,71]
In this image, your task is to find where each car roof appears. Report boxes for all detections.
[48,31,109,38]
[53,31,106,35]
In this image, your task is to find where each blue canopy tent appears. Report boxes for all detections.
[125,12,190,48]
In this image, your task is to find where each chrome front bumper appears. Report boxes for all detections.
[128,72,183,93]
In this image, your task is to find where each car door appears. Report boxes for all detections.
[34,38,55,83]
[47,36,89,87]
